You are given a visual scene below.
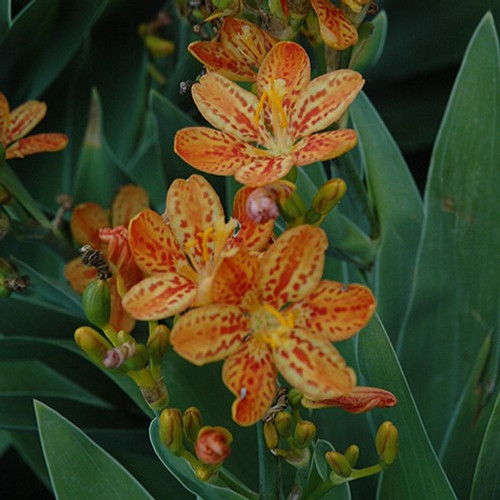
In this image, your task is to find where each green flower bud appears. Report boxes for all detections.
[293,420,316,449]
[263,421,279,450]
[325,451,352,478]
[344,444,360,467]
[376,421,399,467]
[123,343,149,371]
[287,388,303,409]
[311,178,346,215]
[280,192,307,222]
[159,408,184,454]
[148,324,170,365]
[82,279,111,329]
[74,326,113,367]
[183,407,203,443]
[274,411,292,437]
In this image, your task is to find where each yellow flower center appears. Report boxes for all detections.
[251,304,296,349]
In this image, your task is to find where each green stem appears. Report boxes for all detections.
[349,463,382,480]
[257,421,282,500]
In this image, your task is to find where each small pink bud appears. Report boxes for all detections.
[194,426,232,465]
[245,188,280,223]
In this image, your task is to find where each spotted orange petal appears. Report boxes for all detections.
[188,41,257,82]
[257,42,311,111]
[258,225,327,309]
[111,185,150,228]
[0,93,9,144]
[5,100,46,143]
[222,339,277,426]
[292,130,358,167]
[291,280,376,341]
[212,250,259,306]
[311,0,358,50]
[234,152,295,187]
[109,276,136,333]
[231,186,274,251]
[221,18,276,73]
[290,70,364,139]
[170,304,250,365]
[165,175,224,269]
[273,327,356,400]
[122,273,197,320]
[128,209,189,276]
[192,73,271,144]
[174,127,253,176]
[70,202,109,248]
[301,386,397,413]
[6,133,68,159]
[64,257,97,294]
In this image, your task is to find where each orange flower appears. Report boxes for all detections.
[122,175,274,320]
[64,185,149,332]
[189,17,276,82]
[0,92,68,159]
[170,225,376,426]
[311,0,359,50]
[175,41,363,187]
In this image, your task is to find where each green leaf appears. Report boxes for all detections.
[0,1,10,39]
[350,92,423,341]
[357,315,457,500]
[149,417,257,500]
[35,401,155,500]
[397,13,500,448]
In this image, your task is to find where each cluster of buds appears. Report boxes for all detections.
[262,388,317,468]
[159,406,233,481]
[74,252,169,413]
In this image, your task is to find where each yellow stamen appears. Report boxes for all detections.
[269,84,288,130]
[254,91,268,128]
[262,304,295,329]
[199,226,214,264]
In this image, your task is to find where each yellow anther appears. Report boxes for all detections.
[269,84,288,130]
[198,226,214,264]
[262,304,295,330]
[254,91,268,128]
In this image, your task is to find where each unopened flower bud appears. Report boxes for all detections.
[311,178,346,215]
[148,324,170,365]
[159,408,184,454]
[274,411,292,437]
[280,192,307,222]
[183,407,202,442]
[344,444,360,466]
[82,279,111,329]
[246,188,280,223]
[74,326,113,367]
[263,421,279,450]
[376,421,399,467]
[123,343,149,370]
[287,388,303,409]
[293,420,316,449]
[194,426,232,465]
[325,451,352,478]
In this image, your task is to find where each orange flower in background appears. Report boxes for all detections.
[0,92,68,159]
[64,185,149,333]
[122,174,274,321]
[311,0,359,50]
[175,41,363,187]
[170,225,376,426]
[189,17,276,82]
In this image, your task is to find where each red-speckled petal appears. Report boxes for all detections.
[189,41,257,82]
[0,93,9,144]
[234,153,295,188]
[302,385,397,412]
[273,328,356,400]
[5,100,46,143]
[165,175,224,268]
[170,304,250,365]
[6,133,68,159]
[257,42,310,109]
[221,18,276,72]
[111,185,150,228]
[292,281,376,341]
[174,127,254,176]
[128,209,189,276]
[212,250,259,306]
[70,202,109,248]
[222,339,277,426]
[109,276,136,333]
[122,273,197,320]
[292,130,357,166]
[311,0,358,50]
[192,73,271,144]
[290,70,364,139]
[231,186,274,251]
[64,258,97,294]
[258,225,327,309]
